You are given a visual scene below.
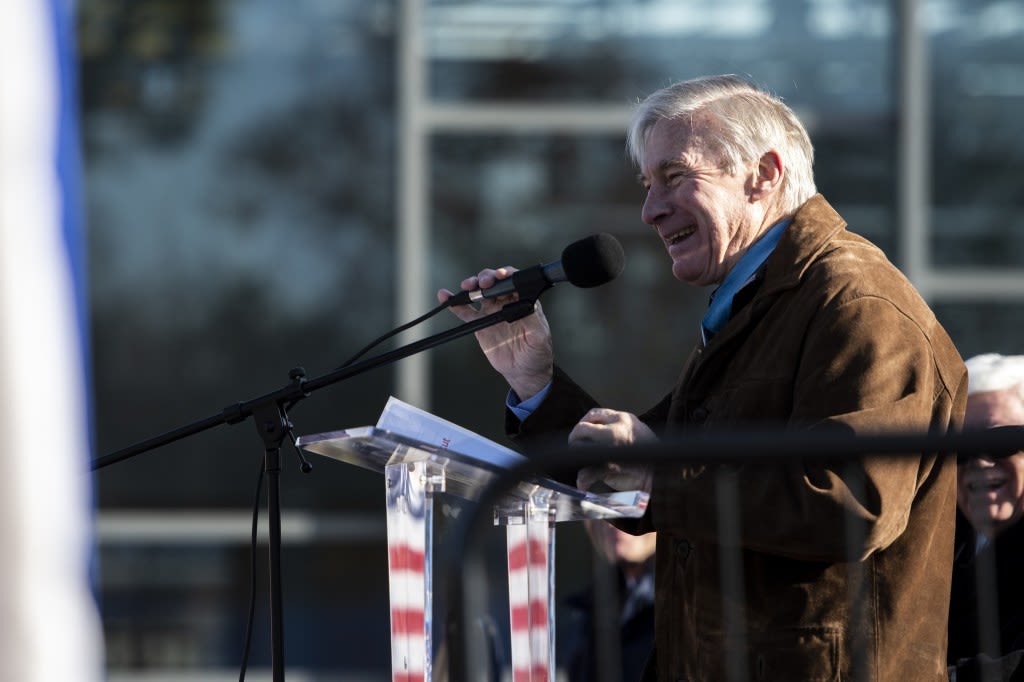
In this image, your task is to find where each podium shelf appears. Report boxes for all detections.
[296,427,648,523]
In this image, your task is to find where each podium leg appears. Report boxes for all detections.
[506,496,556,682]
[385,461,440,682]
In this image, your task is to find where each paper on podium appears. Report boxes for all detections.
[376,395,528,470]
[296,396,648,521]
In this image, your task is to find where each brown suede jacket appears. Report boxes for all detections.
[510,195,968,681]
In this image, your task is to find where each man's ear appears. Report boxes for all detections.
[751,150,783,200]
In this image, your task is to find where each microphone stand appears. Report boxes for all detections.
[92,298,540,682]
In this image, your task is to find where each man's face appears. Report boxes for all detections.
[585,520,656,567]
[957,388,1024,538]
[638,117,768,287]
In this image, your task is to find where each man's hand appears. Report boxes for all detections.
[438,266,554,400]
[570,408,656,493]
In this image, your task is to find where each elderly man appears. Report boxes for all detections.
[441,75,967,681]
[948,353,1024,681]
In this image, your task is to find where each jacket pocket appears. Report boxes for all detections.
[698,627,840,682]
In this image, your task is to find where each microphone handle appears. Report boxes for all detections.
[446,262,553,307]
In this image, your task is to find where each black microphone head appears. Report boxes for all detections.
[560,233,625,288]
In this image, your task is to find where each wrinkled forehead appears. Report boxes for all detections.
[965,388,1024,430]
[640,116,722,171]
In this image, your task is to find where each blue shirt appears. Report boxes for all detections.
[701,218,790,344]
[508,383,551,421]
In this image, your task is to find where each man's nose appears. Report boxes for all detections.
[641,188,669,226]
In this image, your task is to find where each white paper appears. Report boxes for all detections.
[375,395,529,470]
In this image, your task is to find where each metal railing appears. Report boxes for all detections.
[443,426,1024,682]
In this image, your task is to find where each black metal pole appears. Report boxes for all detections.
[251,398,293,682]
[267,447,285,681]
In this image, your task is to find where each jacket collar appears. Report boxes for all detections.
[702,194,846,351]
[760,193,848,297]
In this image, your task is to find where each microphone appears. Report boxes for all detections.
[444,233,625,307]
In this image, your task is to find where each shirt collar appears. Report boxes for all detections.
[702,217,791,342]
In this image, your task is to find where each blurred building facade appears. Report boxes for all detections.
[79,0,1024,679]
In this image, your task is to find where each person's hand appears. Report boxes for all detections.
[438,266,554,400]
[570,408,656,493]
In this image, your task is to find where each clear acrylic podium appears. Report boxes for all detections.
[296,426,648,682]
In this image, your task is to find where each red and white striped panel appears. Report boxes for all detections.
[386,464,429,682]
[507,524,552,682]
[388,539,427,682]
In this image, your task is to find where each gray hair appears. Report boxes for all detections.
[965,354,1024,401]
[627,74,817,214]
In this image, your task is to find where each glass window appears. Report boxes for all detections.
[928,1,1024,267]
[935,302,1024,359]
[81,0,399,509]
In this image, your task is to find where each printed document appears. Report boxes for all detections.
[375,395,528,470]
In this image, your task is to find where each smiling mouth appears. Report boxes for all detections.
[666,226,696,246]
[968,478,1007,493]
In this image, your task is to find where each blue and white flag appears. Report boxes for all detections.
[0,0,103,679]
